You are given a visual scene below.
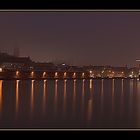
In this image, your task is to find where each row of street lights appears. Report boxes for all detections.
[15,71,86,78]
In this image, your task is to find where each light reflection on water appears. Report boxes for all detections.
[72,79,76,117]
[129,79,134,116]
[120,79,124,117]
[63,80,67,117]
[54,80,58,116]
[81,79,85,114]
[100,79,104,115]
[137,79,140,127]
[0,79,139,128]
[87,79,93,123]
[0,80,3,117]
[15,80,19,117]
[30,80,35,116]
[111,79,115,115]
[42,80,47,114]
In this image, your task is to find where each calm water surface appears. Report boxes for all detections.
[0,79,140,129]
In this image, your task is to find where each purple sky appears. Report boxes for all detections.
[0,11,140,67]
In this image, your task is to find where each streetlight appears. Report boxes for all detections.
[43,72,46,77]
[64,72,66,78]
[55,72,58,78]
[31,71,34,77]
[0,68,2,72]
[16,70,19,77]
[73,72,76,78]
[82,72,84,78]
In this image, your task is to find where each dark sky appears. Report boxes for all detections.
[0,11,140,67]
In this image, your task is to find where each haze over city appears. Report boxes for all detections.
[0,11,140,67]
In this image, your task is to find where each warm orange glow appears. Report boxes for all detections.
[16,70,19,76]
[101,79,104,114]
[63,79,67,116]
[90,79,93,89]
[73,79,76,116]
[31,80,34,114]
[31,71,34,77]
[120,79,124,117]
[112,79,115,112]
[64,72,67,78]
[0,68,2,72]
[54,79,58,115]
[90,71,92,74]
[82,72,85,77]
[43,72,46,77]
[16,80,19,114]
[43,80,47,113]
[73,72,76,78]
[55,80,58,95]
[82,79,85,109]
[55,72,58,77]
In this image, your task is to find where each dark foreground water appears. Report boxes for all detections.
[0,79,140,129]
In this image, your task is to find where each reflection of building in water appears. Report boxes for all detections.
[0,80,3,114]
[16,80,20,115]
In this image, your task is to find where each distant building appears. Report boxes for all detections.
[0,52,32,70]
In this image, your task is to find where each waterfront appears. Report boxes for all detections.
[0,79,140,129]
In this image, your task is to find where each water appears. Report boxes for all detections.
[0,79,139,129]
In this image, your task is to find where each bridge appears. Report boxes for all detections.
[0,69,137,80]
[0,69,90,80]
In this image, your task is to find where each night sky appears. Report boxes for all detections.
[0,11,140,67]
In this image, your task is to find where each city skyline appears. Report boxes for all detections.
[0,11,140,66]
